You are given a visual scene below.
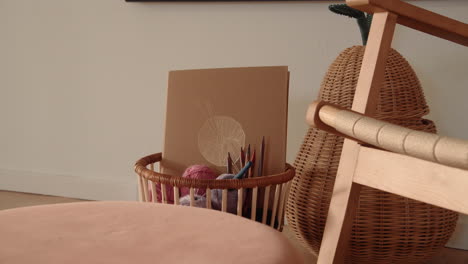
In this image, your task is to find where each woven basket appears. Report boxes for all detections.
[135,153,295,230]
[286,46,458,263]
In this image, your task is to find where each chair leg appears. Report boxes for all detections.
[316,11,397,264]
[317,140,362,264]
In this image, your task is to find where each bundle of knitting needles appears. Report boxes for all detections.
[227,136,266,179]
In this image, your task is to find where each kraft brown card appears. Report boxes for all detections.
[162,66,289,177]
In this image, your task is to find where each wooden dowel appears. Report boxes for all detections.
[222,189,228,212]
[137,174,144,202]
[161,184,167,204]
[151,181,157,203]
[250,187,258,221]
[237,188,243,216]
[142,178,149,202]
[318,104,468,170]
[270,184,281,228]
[174,187,180,205]
[276,183,288,230]
[262,186,271,224]
[206,188,211,209]
[190,188,195,207]
[147,164,156,203]
[435,137,468,170]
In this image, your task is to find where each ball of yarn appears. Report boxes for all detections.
[182,165,218,180]
[154,183,175,204]
[151,165,216,204]
[179,194,207,208]
[211,174,245,214]
[181,165,218,196]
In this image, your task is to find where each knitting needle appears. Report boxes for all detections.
[249,149,256,177]
[257,136,265,177]
[245,144,251,178]
[233,161,252,179]
[240,147,245,168]
[227,152,233,174]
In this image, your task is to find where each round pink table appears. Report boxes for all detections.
[0,201,303,264]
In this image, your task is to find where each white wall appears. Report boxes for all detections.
[1,0,467,247]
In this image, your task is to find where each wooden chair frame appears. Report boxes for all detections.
[309,0,468,263]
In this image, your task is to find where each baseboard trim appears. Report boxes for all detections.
[0,168,137,201]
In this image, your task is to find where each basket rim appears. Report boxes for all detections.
[134,153,295,189]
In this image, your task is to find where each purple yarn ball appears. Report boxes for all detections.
[179,194,207,208]
[211,174,245,214]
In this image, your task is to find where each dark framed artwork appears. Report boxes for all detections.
[126,0,322,1]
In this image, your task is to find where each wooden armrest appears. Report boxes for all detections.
[346,0,468,46]
[308,101,468,170]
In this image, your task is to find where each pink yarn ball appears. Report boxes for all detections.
[181,165,218,197]
[146,183,174,204]
[148,165,217,203]
[154,183,175,204]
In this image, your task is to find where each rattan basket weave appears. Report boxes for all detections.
[286,46,458,263]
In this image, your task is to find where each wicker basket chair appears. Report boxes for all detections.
[286,45,458,263]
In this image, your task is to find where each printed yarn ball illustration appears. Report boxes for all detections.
[198,116,245,167]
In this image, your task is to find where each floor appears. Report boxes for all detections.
[0,190,467,263]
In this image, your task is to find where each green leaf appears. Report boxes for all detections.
[328,4,365,19]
